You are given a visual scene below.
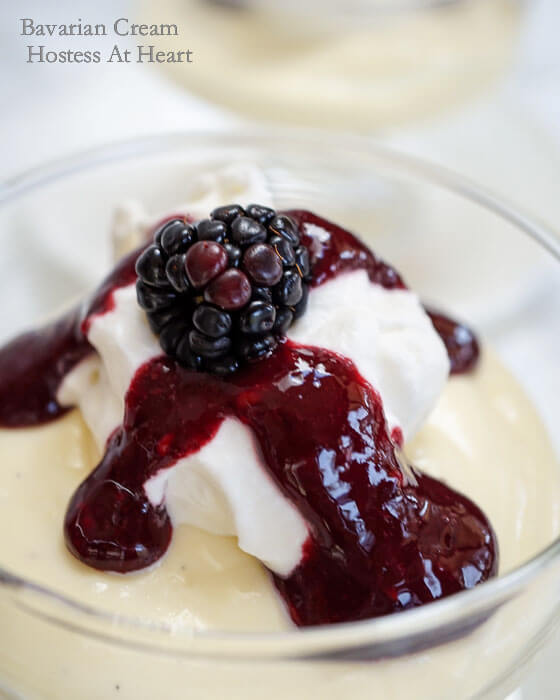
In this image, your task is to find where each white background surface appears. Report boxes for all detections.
[0,0,559,191]
[0,0,559,697]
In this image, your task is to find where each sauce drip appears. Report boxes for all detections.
[64,343,496,624]
[427,309,480,375]
[0,248,140,428]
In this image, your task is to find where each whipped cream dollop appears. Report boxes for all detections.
[58,166,449,576]
[112,164,274,260]
[289,269,448,440]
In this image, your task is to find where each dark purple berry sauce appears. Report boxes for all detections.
[290,209,406,291]
[0,210,493,626]
[0,246,140,428]
[0,312,89,428]
[65,342,496,624]
[426,309,480,375]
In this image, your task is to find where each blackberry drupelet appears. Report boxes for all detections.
[135,207,311,374]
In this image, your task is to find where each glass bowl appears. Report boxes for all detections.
[0,129,559,700]
[138,0,522,129]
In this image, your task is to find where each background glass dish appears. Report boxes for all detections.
[0,129,559,700]
[139,0,522,129]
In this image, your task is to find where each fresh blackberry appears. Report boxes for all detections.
[185,241,228,288]
[224,242,242,268]
[293,285,309,320]
[269,234,295,267]
[252,286,273,303]
[159,220,196,256]
[238,334,278,363]
[192,304,232,338]
[274,268,303,307]
[135,207,311,375]
[269,215,300,246]
[245,204,275,224]
[197,219,227,243]
[294,245,311,281]
[239,301,276,335]
[135,245,169,287]
[165,254,190,293]
[136,281,176,312]
[243,243,283,286]
[188,330,232,358]
[204,268,252,310]
[210,204,245,224]
[230,217,267,247]
[273,307,294,335]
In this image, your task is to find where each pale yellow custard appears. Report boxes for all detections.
[0,350,559,699]
[0,349,558,629]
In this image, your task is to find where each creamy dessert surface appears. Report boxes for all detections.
[0,348,558,632]
[0,168,558,700]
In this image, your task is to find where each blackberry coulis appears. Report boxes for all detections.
[0,206,493,628]
[135,204,311,375]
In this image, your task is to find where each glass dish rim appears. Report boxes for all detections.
[204,0,484,21]
[0,127,559,659]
